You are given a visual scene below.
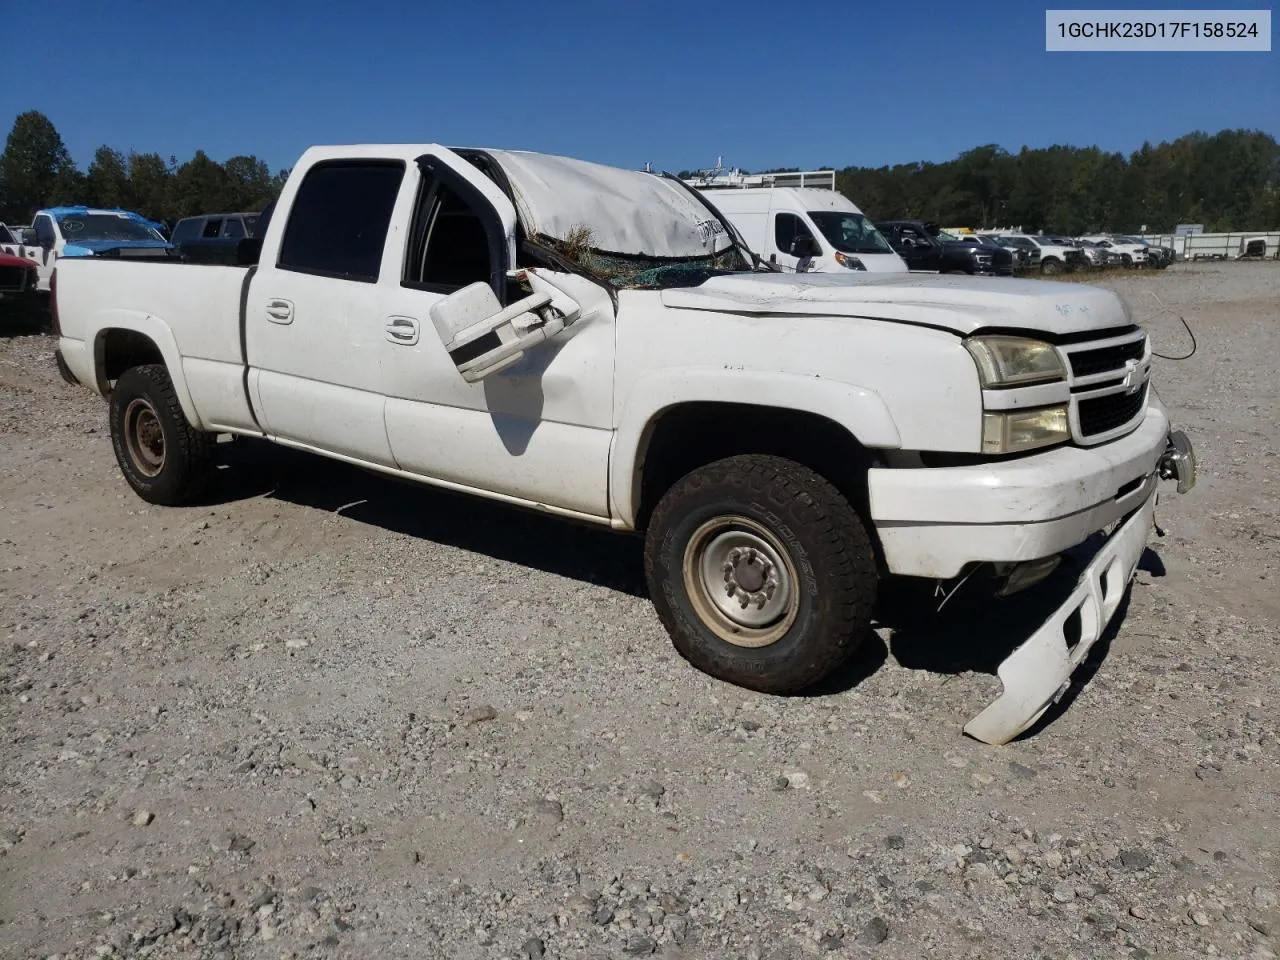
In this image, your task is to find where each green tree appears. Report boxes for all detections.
[87,146,131,209]
[222,155,274,210]
[168,150,231,217]
[126,153,173,221]
[0,111,76,220]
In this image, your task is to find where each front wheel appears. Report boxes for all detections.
[1040,258,1062,275]
[109,364,215,506]
[643,454,878,694]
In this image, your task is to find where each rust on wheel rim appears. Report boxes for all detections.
[682,515,800,649]
[123,398,165,477]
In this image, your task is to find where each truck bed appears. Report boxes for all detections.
[55,257,257,432]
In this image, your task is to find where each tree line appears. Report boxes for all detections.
[833,130,1279,234]
[2,110,1276,234]
[689,130,1278,235]
[0,111,288,226]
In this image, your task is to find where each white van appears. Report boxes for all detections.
[691,179,907,274]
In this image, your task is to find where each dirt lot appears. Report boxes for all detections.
[1,263,1277,960]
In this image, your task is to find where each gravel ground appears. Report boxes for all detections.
[1,262,1277,960]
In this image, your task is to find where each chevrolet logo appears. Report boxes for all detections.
[1121,359,1147,395]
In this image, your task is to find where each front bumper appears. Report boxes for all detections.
[870,404,1172,579]
[962,484,1159,744]
[965,425,1194,744]
[871,409,1197,745]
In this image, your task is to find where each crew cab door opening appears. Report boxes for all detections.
[379,149,613,518]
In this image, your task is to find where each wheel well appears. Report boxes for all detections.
[635,402,877,531]
[97,329,164,385]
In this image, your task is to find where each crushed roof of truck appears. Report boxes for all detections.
[479,149,736,261]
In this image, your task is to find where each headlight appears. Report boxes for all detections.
[834,251,866,270]
[964,335,1066,387]
[982,405,1069,454]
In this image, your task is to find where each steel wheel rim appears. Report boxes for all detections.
[682,515,800,648]
[123,398,165,477]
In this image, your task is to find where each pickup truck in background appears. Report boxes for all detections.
[51,142,1197,744]
[990,233,1088,275]
[876,220,1016,276]
[10,206,172,293]
[0,250,40,327]
[1082,235,1150,268]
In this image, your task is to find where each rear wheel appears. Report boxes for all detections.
[644,454,877,694]
[109,364,214,505]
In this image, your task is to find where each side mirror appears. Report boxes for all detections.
[22,229,40,247]
[429,276,579,383]
[789,235,820,258]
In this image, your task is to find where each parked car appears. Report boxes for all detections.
[17,206,172,292]
[956,233,1033,270]
[0,251,40,328]
[51,142,1197,745]
[992,234,1086,275]
[693,187,906,273]
[169,211,265,264]
[876,220,1015,276]
[1075,239,1122,268]
[1129,237,1173,268]
[987,234,1041,270]
[1082,235,1149,267]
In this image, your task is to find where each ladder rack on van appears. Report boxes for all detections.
[681,168,836,191]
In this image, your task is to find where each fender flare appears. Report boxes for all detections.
[88,310,205,430]
[609,368,902,528]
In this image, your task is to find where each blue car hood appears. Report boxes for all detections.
[63,239,173,256]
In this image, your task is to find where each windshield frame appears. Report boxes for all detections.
[806,210,894,254]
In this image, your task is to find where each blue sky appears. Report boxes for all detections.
[2,0,1274,174]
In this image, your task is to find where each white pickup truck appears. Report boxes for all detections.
[51,143,1197,744]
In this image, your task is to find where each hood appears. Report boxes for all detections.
[659,272,1133,337]
[0,252,37,268]
[63,239,172,255]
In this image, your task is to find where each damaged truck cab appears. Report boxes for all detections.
[51,144,1196,744]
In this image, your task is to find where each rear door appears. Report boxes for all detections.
[244,158,406,465]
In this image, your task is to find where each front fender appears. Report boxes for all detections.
[609,368,902,528]
[88,310,205,430]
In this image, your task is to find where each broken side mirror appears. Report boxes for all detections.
[429,272,580,383]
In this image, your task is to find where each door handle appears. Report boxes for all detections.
[265,299,294,324]
[385,316,420,346]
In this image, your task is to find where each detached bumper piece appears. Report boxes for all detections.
[964,428,1196,745]
[964,489,1156,745]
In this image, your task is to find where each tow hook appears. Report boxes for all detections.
[1158,429,1197,494]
